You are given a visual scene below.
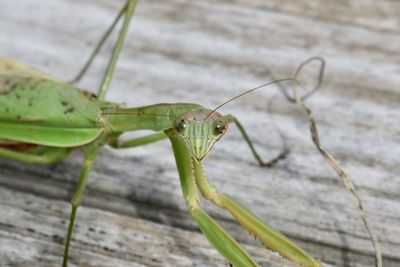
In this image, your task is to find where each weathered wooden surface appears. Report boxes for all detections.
[0,0,399,266]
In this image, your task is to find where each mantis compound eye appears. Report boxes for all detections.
[214,121,226,135]
[176,119,187,132]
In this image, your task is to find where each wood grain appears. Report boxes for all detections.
[0,0,399,266]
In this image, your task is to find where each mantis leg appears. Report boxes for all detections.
[62,143,100,267]
[108,132,167,148]
[97,0,138,100]
[69,2,128,84]
[0,146,70,164]
[166,129,259,267]
[225,115,289,167]
[192,159,323,267]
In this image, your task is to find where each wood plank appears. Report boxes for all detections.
[0,0,399,266]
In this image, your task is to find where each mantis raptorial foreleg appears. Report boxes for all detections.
[192,158,323,267]
[167,122,322,267]
[167,129,259,267]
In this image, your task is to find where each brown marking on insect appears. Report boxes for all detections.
[61,100,69,106]
[27,79,44,91]
[10,83,18,91]
[0,81,19,95]
[81,90,97,100]
[0,142,37,152]
[87,118,98,124]
[64,107,75,114]
[28,97,34,106]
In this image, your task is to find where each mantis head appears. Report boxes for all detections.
[173,109,228,161]
[170,61,325,161]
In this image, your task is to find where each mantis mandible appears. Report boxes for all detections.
[0,1,382,266]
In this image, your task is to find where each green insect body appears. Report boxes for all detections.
[0,1,382,267]
[0,55,324,267]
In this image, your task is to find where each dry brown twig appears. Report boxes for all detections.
[290,57,383,267]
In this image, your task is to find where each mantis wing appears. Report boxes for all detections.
[0,59,104,147]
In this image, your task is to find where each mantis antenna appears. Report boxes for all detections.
[207,56,325,118]
[206,78,304,119]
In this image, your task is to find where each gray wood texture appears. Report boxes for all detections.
[0,0,399,266]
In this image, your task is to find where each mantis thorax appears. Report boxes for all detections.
[173,109,228,161]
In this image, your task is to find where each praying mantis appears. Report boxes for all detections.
[0,0,385,266]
